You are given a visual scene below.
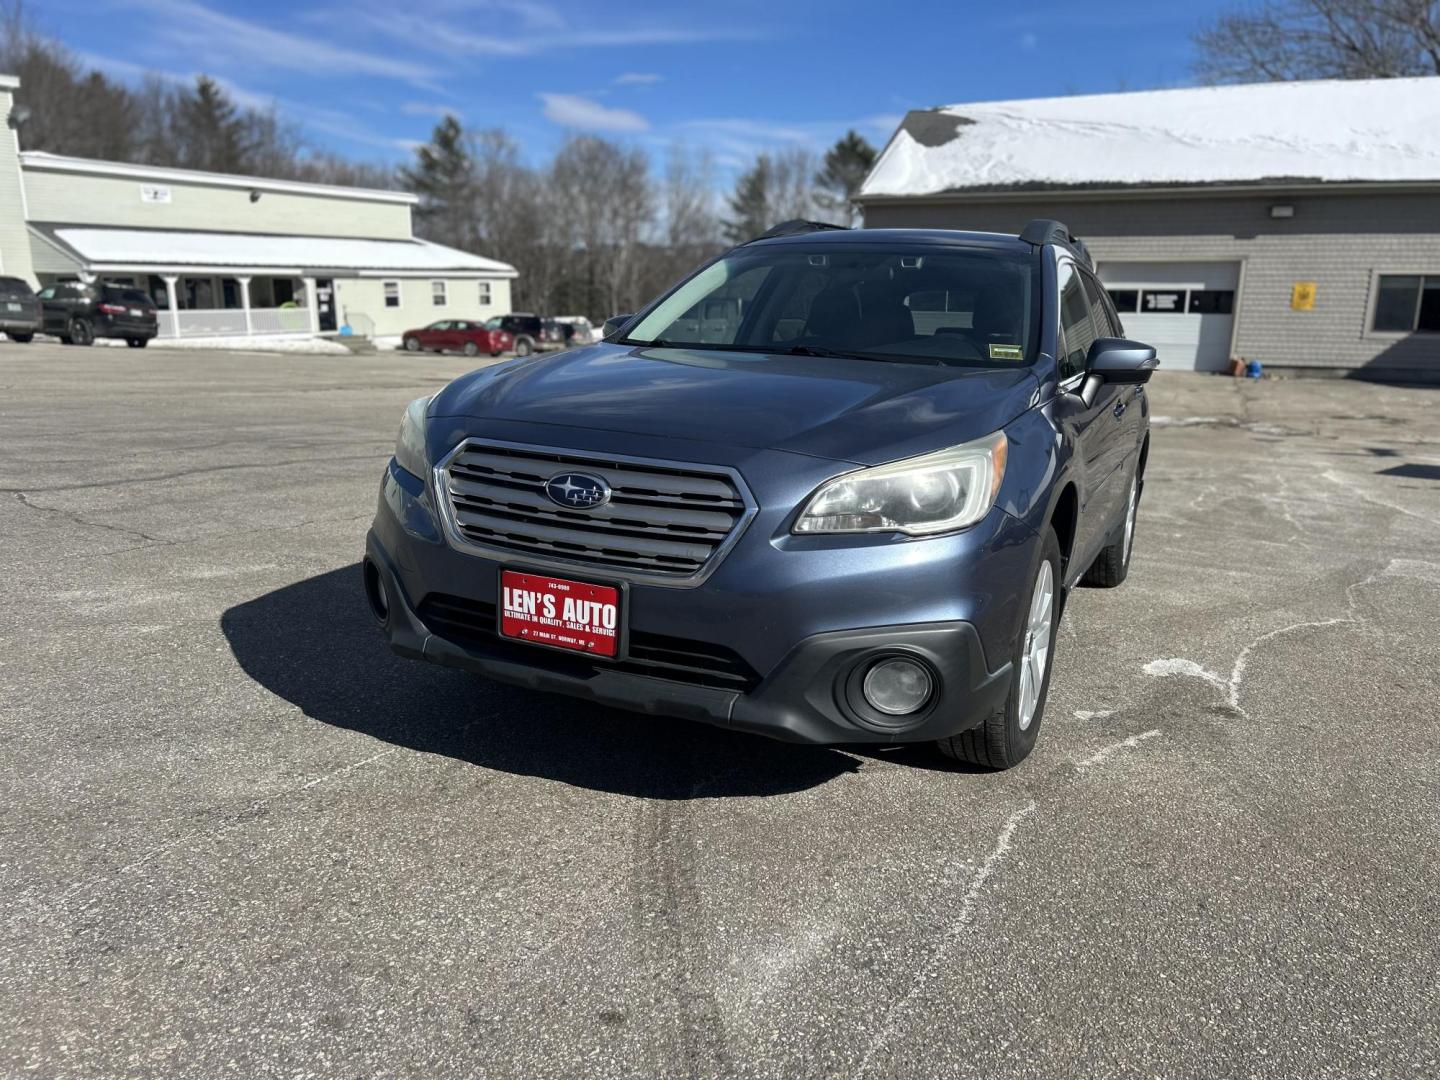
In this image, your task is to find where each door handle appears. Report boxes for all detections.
[1113,399,1126,420]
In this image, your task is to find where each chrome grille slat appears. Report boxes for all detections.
[451,508,718,563]
[460,530,704,572]
[451,450,739,502]
[446,476,736,534]
[439,440,754,583]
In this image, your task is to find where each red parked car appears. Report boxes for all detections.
[401,319,512,357]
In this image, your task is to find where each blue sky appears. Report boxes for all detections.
[54,0,1237,172]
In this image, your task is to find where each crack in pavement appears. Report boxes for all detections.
[0,452,386,495]
[856,801,1038,1078]
[13,745,403,929]
[1141,561,1404,717]
[12,491,175,547]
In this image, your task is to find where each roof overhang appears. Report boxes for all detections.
[857,178,1440,206]
[31,225,518,279]
[20,151,419,206]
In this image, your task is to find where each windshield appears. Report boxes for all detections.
[623,243,1040,367]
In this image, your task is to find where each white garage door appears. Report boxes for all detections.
[1097,261,1240,372]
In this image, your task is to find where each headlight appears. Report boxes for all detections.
[794,431,1008,535]
[394,395,432,479]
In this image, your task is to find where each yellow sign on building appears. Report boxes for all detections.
[1291,281,1317,311]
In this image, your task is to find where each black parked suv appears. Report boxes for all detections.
[0,276,42,342]
[39,282,159,347]
[484,313,565,357]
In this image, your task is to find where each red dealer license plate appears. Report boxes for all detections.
[499,570,621,658]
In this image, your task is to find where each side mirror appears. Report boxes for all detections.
[602,314,635,340]
[1087,337,1159,384]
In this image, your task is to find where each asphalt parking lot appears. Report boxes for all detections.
[3,342,1438,1079]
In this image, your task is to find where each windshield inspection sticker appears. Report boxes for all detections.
[988,344,1024,361]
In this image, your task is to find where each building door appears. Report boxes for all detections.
[1097,261,1240,372]
[315,278,337,332]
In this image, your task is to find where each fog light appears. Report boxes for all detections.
[362,558,390,625]
[862,658,933,716]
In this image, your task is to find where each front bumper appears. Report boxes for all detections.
[368,431,1037,745]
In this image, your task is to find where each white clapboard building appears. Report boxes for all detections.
[0,74,515,342]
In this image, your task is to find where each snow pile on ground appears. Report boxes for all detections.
[862,76,1440,197]
[92,334,351,354]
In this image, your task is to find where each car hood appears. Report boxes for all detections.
[430,343,1041,465]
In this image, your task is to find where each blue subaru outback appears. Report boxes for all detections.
[364,219,1156,769]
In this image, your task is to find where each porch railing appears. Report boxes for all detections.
[160,307,313,337]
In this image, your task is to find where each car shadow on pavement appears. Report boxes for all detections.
[221,564,863,799]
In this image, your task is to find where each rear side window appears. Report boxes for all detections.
[1082,273,1121,337]
[104,286,151,305]
[1057,263,1100,380]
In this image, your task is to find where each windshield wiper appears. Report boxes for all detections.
[783,344,943,366]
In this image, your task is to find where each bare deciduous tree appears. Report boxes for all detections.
[1195,0,1440,82]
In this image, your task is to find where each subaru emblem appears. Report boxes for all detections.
[545,472,611,509]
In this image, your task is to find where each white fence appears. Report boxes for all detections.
[159,306,313,338]
[250,307,312,334]
[174,310,246,337]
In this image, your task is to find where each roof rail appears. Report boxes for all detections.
[747,219,849,243]
[1019,217,1094,269]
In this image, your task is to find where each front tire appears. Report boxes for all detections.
[403,336,421,352]
[936,527,1062,770]
[1081,471,1139,588]
[9,332,32,343]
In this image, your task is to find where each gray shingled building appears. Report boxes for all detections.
[857,77,1440,380]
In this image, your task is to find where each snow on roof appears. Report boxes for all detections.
[860,77,1440,199]
[43,227,517,277]
[21,151,418,205]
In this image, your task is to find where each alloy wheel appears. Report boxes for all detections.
[1123,475,1138,563]
[1017,560,1054,731]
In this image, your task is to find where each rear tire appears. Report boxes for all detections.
[404,336,421,352]
[936,527,1062,770]
[69,318,94,346]
[9,332,32,343]
[515,336,534,358]
[126,338,148,348]
[1081,471,1139,588]
[463,340,480,357]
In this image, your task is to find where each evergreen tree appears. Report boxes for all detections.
[814,130,876,221]
[173,76,251,173]
[401,115,478,249]
[723,155,774,244]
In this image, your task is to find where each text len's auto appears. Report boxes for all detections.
[363,219,1156,769]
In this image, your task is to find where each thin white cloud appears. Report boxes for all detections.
[342,5,759,58]
[401,102,460,117]
[1019,32,1039,51]
[539,93,648,133]
[613,72,664,86]
[111,0,437,85]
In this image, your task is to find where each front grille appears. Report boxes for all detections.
[439,441,752,581]
[418,593,762,692]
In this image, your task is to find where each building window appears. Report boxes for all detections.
[1373,274,1440,333]
[384,281,400,308]
[478,281,492,306]
[1106,289,1139,313]
[1188,290,1235,314]
[1140,289,1185,314]
[431,280,447,307]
